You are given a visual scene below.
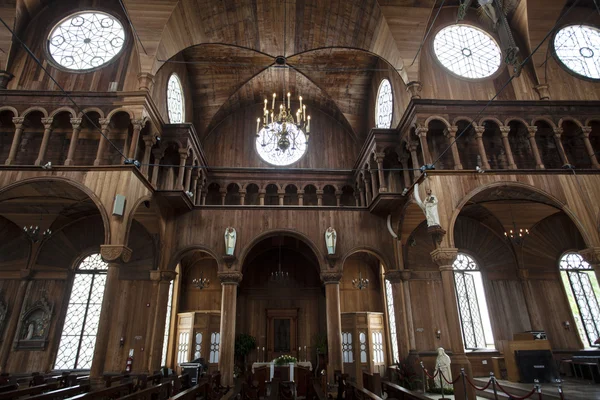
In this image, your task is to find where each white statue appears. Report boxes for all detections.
[25,323,34,340]
[478,0,498,28]
[325,227,337,255]
[435,347,453,389]
[224,227,236,256]
[414,183,440,227]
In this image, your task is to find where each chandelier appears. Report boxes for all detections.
[270,238,289,282]
[256,92,311,153]
[23,225,51,243]
[504,204,529,246]
[352,270,369,290]
[193,272,210,290]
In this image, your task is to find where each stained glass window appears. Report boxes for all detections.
[209,332,220,363]
[560,252,600,347]
[554,25,600,80]
[453,253,495,349]
[376,79,393,129]
[161,280,174,366]
[48,12,125,71]
[177,332,189,364]
[372,331,384,364]
[256,123,307,166]
[385,280,400,364]
[54,254,108,370]
[194,333,203,359]
[433,25,502,79]
[342,332,354,363]
[167,74,185,123]
[359,332,367,363]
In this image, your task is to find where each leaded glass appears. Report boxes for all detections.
[359,332,367,363]
[256,123,307,166]
[376,79,393,129]
[48,12,125,71]
[194,332,203,360]
[210,332,220,364]
[177,332,189,364]
[372,331,384,364]
[554,25,600,80]
[167,74,185,123]
[161,280,174,366]
[433,24,501,79]
[54,254,108,370]
[385,280,400,364]
[342,332,353,363]
[560,252,600,347]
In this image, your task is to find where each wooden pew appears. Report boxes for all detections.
[118,381,172,400]
[26,384,90,400]
[103,375,130,389]
[0,383,19,393]
[66,376,89,388]
[137,374,162,391]
[306,378,326,400]
[64,382,134,400]
[168,380,209,400]
[361,371,382,397]
[344,380,380,400]
[0,382,59,400]
[381,381,431,400]
[171,374,191,395]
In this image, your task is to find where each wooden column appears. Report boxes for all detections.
[150,149,163,187]
[580,248,600,287]
[297,190,304,206]
[64,118,83,166]
[415,126,432,165]
[399,154,411,186]
[369,169,378,198]
[527,126,545,169]
[141,135,156,176]
[499,127,518,169]
[147,270,177,373]
[335,190,342,206]
[430,248,475,400]
[517,269,543,331]
[374,152,388,193]
[239,189,246,205]
[581,127,600,169]
[0,270,32,373]
[94,119,110,166]
[552,128,570,165]
[218,272,243,387]
[278,190,285,206]
[90,245,132,384]
[177,149,188,190]
[127,119,145,160]
[201,191,207,206]
[259,189,265,205]
[474,126,491,169]
[218,188,226,205]
[444,126,463,170]
[384,270,411,360]
[34,117,54,166]
[5,117,24,165]
[321,271,343,384]
[184,169,192,192]
[406,141,421,179]
[358,187,365,207]
[363,176,372,205]
[316,190,323,206]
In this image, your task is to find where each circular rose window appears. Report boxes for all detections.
[433,24,502,79]
[554,25,600,80]
[48,11,125,71]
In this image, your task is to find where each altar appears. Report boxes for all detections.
[251,361,313,382]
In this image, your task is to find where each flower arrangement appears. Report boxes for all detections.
[274,355,297,365]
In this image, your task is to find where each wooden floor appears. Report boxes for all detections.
[466,377,600,400]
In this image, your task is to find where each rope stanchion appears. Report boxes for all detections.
[490,373,498,399]
[495,379,537,400]
[438,368,461,385]
[460,369,467,400]
[556,379,564,400]
[419,362,439,379]
[463,374,492,392]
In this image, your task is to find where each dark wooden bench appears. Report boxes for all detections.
[169,380,208,400]
[26,384,90,400]
[171,375,191,395]
[136,374,162,391]
[118,381,172,400]
[382,380,431,400]
[344,380,381,400]
[0,382,59,400]
[103,375,131,389]
[305,378,326,400]
[362,371,382,397]
[0,384,19,394]
[64,382,134,400]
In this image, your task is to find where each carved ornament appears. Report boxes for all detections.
[527,126,538,137]
[430,248,458,268]
[15,293,53,350]
[581,127,593,137]
[223,255,237,268]
[384,269,409,283]
[12,117,24,128]
[474,126,485,137]
[70,118,83,130]
[320,271,343,283]
[150,270,177,282]
[406,81,422,99]
[499,127,511,137]
[218,271,243,284]
[427,225,447,249]
[100,245,132,264]
[580,247,600,267]
[444,126,458,138]
[41,117,54,130]
[533,84,550,100]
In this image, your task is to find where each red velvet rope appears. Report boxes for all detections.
[438,369,461,385]
[420,366,439,379]
[495,380,538,400]
[463,375,492,391]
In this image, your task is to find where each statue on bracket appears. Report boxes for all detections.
[224,227,237,256]
[15,293,53,350]
[325,227,337,255]
[414,183,441,228]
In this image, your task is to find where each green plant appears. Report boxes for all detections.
[428,386,454,395]
[393,359,421,391]
[313,332,327,355]
[274,355,297,365]
[234,333,257,359]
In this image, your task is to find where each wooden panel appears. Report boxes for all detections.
[340,257,384,313]
[178,257,221,312]
[484,280,531,346]
[408,280,451,352]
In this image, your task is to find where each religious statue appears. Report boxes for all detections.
[325,227,337,255]
[478,0,498,29]
[24,323,34,340]
[436,347,453,389]
[414,183,440,227]
[224,227,237,256]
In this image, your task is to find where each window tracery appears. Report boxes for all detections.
[376,79,393,129]
[167,74,185,123]
[433,24,502,79]
[48,11,125,71]
[554,25,600,80]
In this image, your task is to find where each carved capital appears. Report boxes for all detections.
[474,126,485,137]
[100,245,132,264]
[132,119,146,131]
[444,126,458,138]
[415,126,428,138]
[534,84,550,100]
[527,126,538,137]
[150,270,177,282]
[41,117,54,130]
[98,118,110,130]
[12,117,24,128]
[178,148,189,157]
[137,72,156,92]
[320,271,343,284]
[553,128,563,137]
[406,81,422,99]
[580,247,600,267]
[581,127,593,137]
[406,140,419,152]
[143,134,157,147]
[517,268,530,280]
[499,127,511,137]
[374,152,386,163]
[218,271,243,285]
[384,269,411,283]
[70,118,83,130]
[430,248,458,268]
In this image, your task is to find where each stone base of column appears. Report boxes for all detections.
[450,355,476,400]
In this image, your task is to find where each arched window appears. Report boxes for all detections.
[376,79,393,129]
[385,279,400,364]
[54,254,108,370]
[161,280,174,366]
[453,253,494,350]
[167,74,185,123]
[554,25,600,80]
[559,252,600,347]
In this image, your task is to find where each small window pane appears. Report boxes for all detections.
[161,280,174,366]
[342,332,354,363]
[385,279,400,364]
[210,332,220,364]
[167,74,185,123]
[359,332,367,363]
[554,25,600,80]
[376,79,393,129]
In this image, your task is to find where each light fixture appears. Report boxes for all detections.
[352,267,369,290]
[23,225,51,243]
[270,237,289,282]
[504,204,529,246]
[193,272,210,290]
[257,90,310,152]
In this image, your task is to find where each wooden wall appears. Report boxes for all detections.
[178,257,221,312]
[367,58,410,131]
[340,255,384,313]
[7,0,139,92]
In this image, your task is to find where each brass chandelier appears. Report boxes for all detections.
[256,91,311,152]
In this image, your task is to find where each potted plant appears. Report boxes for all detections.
[313,332,328,375]
[234,333,257,375]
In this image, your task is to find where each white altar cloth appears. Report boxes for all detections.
[251,361,313,381]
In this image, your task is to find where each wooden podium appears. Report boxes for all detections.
[499,332,552,382]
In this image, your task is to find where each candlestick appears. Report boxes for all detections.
[304,346,307,362]
[288,92,291,108]
[256,118,260,134]
[299,96,303,109]
[302,105,306,121]
[307,115,311,133]
[264,99,268,110]
[272,93,276,109]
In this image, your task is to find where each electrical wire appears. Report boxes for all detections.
[0,16,128,162]
[409,0,446,68]
[118,0,148,55]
